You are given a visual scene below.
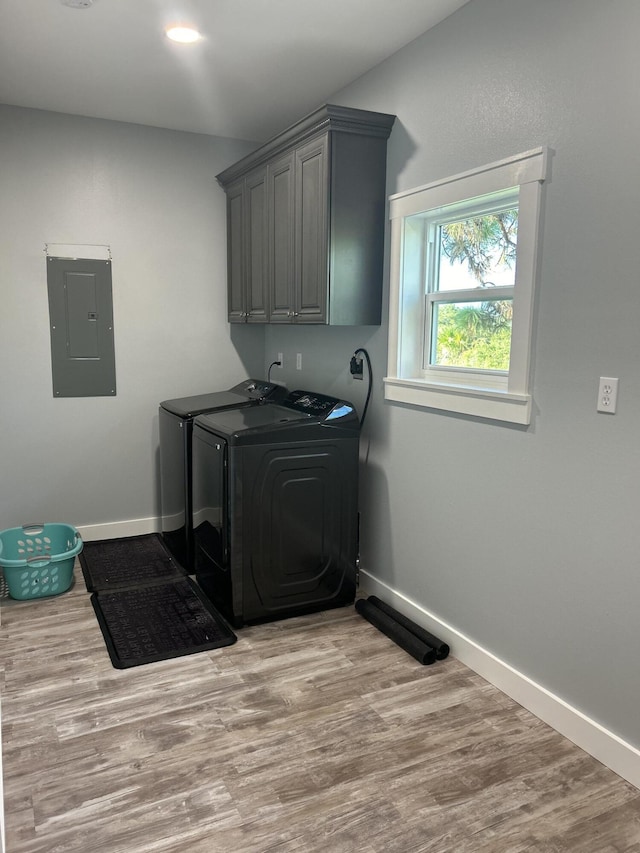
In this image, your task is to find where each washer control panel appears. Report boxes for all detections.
[283,389,354,420]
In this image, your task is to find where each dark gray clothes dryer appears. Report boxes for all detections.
[191,390,360,627]
[159,379,287,572]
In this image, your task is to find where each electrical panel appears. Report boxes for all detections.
[46,256,116,397]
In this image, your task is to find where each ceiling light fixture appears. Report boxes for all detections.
[61,0,95,7]
[165,26,202,44]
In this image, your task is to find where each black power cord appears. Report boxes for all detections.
[352,347,372,428]
[267,360,281,382]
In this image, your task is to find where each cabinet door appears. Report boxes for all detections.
[268,152,295,322]
[226,181,246,322]
[245,168,269,322]
[295,136,329,323]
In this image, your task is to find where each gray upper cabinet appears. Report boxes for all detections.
[226,179,246,322]
[217,104,395,325]
[294,135,328,323]
[226,166,269,323]
[269,151,295,323]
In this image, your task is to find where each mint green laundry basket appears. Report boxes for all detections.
[0,523,83,600]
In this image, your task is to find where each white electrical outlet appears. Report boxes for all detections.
[277,352,283,368]
[296,353,302,370]
[597,377,619,413]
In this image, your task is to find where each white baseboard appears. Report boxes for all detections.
[77,516,159,542]
[359,569,640,791]
[77,510,221,543]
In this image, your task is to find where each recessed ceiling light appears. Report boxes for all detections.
[166,26,202,44]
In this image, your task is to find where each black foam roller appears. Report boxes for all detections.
[367,595,450,660]
[355,598,436,665]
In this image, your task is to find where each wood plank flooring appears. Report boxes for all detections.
[2,564,640,852]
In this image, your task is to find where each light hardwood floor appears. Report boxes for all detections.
[1,564,640,852]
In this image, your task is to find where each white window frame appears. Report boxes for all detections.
[385,148,548,425]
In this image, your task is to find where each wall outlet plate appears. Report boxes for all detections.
[597,376,618,413]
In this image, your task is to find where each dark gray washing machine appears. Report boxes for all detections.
[159,379,287,571]
[191,389,360,627]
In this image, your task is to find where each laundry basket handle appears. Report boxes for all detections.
[27,554,51,567]
[22,523,45,536]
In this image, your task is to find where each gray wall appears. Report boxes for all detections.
[0,106,261,530]
[266,0,640,748]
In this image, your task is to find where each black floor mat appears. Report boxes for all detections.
[91,578,236,669]
[80,533,184,592]
[82,534,236,668]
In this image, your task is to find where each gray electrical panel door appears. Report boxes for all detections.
[47,257,116,397]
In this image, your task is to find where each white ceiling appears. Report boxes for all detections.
[0,0,470,142]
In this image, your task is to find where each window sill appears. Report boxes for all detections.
[383,376,531,425]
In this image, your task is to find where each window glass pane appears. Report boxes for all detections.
[430,299,512,370]
[437,207,518,292]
